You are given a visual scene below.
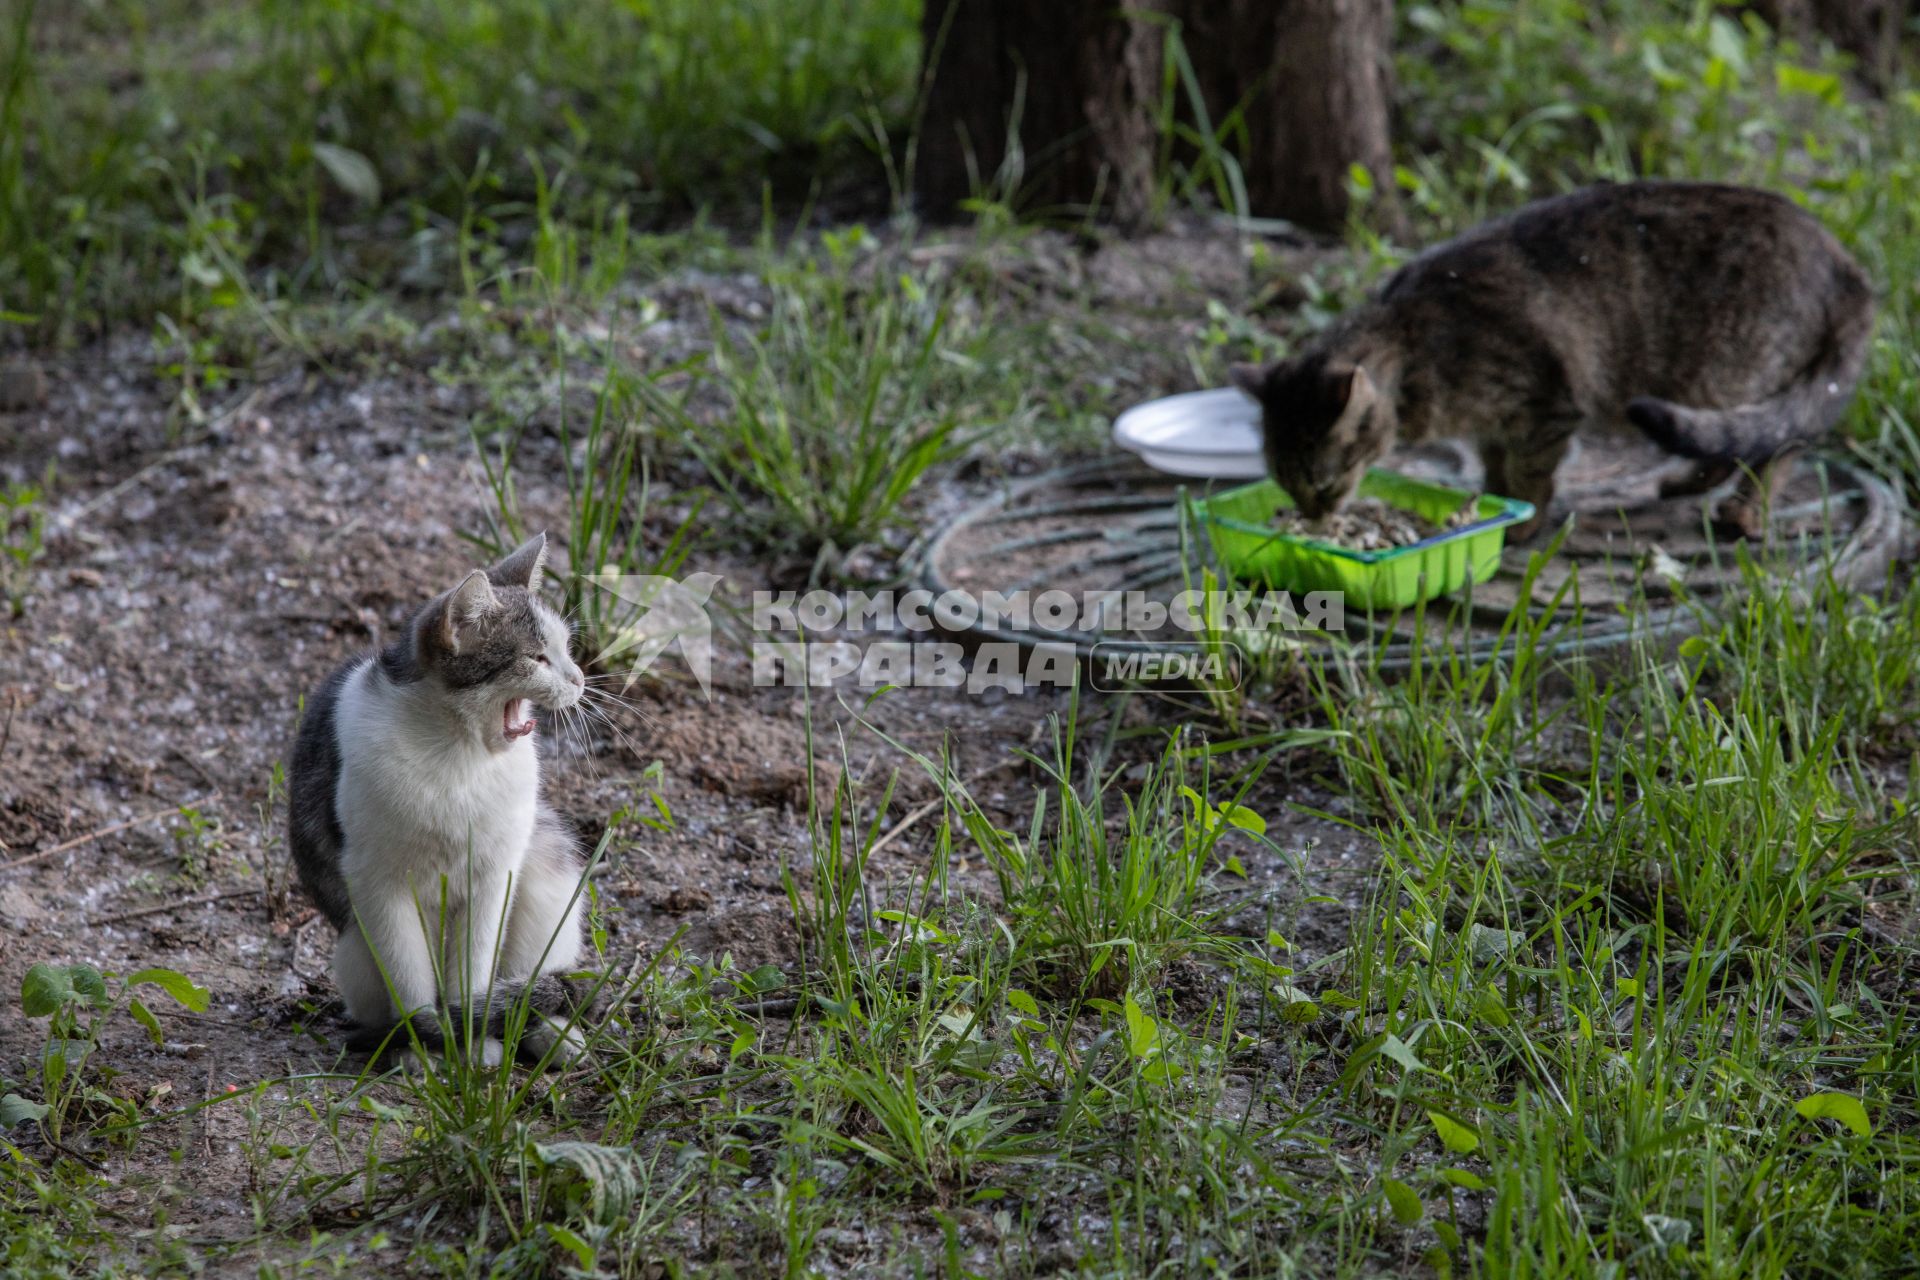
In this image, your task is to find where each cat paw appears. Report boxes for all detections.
[547,1023,589,1065]
[397,1039,504,1073]
[1508,512,1548,542]
[519,1017,589,1067]
[1711,497,1768,540]
[1658,459,1737,500]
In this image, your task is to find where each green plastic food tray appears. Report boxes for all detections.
[1192,470,1534,609]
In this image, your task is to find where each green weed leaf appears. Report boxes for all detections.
[1124,995,1160,1059]
[544,1223,597,1270]
[1795,1092,1871,1137]
[73,966,109,1008]
[1140,1058,1184,1084]
[1380,1034,1425,1074]
[1466,923,1522,962]
[742,965,786,995]
[20,964,64,1017]
[312,143,381,206]
[1221,803,1265,835]
[1776,63,1842,104]
[1384,1177,1423,1224]
[128,968,210,1012]
[534,1140,641,1227]
[21,962,108,1016]
[1271,982,1320,1025]
[1428,1110,1480,1154]
[129,997,164,1047]
[359,1096,411,1122]
[0,1092,49,1127]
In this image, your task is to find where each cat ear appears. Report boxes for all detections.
[1344,366,1379,413]
[1328,365,1379,428]
[487,532,548,591]
[1229,362,1269,400]
[436,570,498,654]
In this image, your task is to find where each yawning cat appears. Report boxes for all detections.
[288,533,591,1064]
[1231,181,1874,540]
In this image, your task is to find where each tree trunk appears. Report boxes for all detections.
[913,0,1165,230]
[1176,0,1395,231]
[913,0,1395,234]
[1748,0,1906,88]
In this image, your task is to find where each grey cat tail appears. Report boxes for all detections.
[1627,299,1873,465]
[345,973,592,1060]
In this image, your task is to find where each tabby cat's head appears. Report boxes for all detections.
[1231,357,1391,520]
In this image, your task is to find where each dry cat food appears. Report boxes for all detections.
[1272,496,1481,550]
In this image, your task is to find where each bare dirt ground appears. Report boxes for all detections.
[0,225,1372,1270]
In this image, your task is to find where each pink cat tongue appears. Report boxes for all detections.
[503,699,536,741]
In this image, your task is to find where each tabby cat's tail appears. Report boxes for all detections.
[1627,304,1871,465]
[345,973,591,1058]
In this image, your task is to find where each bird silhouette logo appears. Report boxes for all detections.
[584,572,723,700]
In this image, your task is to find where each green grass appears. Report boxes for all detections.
[652,234,1028,561]
[253,561,1918,1275]
[0,471,47,617]
[11,570,1920,1274]
[1,0,919,341]
[1329,662,1920,1277]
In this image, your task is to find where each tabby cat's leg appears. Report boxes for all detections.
[1714,449,1796,540]
[1658,458,1737,499]
[1500,429,1573,542]
[1481,443,1511,498]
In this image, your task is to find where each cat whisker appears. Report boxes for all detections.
[581,683,659,733]
[564,693,630,751]
[575,699,646,758]
[562,705,599,772]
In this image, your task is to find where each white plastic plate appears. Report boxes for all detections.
[1110,387,1266,479]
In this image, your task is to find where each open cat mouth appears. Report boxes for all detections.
[503,699,537,742]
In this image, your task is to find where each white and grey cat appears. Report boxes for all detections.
[289,533,590,1064]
